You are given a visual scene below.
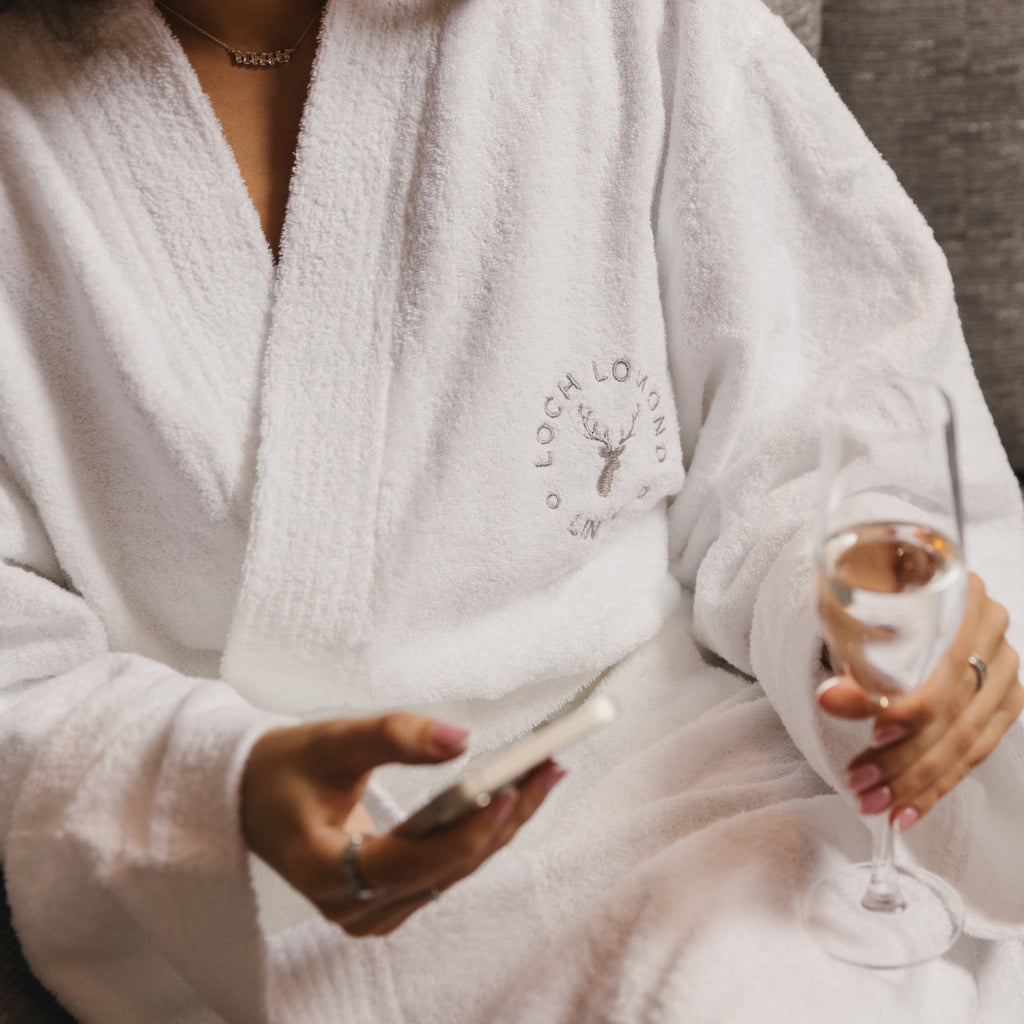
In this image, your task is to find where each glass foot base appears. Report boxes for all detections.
[803,862,964,968]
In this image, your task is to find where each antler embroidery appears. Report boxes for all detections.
[577,404,640,496]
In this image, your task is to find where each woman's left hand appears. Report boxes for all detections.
[817,572,1023,831]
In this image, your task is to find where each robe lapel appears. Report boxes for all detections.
[53,0,278,516]
[221,2,443,711]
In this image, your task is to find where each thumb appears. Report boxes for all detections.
[815,675,877,720]
[323,713,470,776]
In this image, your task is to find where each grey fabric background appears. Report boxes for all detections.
[766,0,823,53]
[820,0,1024,474]
[0,3,1021,1021]
[766,0,1023,475]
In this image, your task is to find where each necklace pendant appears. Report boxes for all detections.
[230,47,295,67]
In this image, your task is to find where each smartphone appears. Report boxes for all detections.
[397,694,619,837]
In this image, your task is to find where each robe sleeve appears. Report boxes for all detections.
[656,0,1024,938]
[0,447,288,1023]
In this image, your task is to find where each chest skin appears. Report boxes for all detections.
[161,8,319,260]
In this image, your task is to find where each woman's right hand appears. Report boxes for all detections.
[240,713,563,936]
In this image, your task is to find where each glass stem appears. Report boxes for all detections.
[861,814,906,913]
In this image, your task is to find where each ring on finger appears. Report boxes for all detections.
[968,653,988,693]
[342,833,380,901]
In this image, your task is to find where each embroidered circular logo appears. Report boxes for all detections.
[533,357,670,541]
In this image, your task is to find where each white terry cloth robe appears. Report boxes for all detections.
[1,0,1024,1021]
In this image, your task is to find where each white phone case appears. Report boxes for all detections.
[397,694,619,837]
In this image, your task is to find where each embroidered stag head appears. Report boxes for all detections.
[577,404,640,497]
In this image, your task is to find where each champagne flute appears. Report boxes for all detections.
[802,374,968,968]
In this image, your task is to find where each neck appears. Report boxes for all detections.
[158,0,325,51]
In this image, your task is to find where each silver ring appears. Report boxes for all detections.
[968,653,988,692]
[341,833,378,901]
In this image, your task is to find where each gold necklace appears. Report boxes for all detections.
[155,2,324,68]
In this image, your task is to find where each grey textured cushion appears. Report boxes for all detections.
[762,0,823,54]
[765,0,1023,477]
[817,0,1024,474]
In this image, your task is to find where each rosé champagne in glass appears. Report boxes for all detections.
[804,374,967,968]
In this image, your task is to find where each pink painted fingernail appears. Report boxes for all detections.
[895,807,920,833]
[542,768,568,797]
[814,677,842,701]
[490,792,517,824]
[429,723,470,753]
[873,723,908,748]
[858,785,893,815]
[846,763,882,794]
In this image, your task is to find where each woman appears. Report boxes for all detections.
[1,0,1022,1021]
